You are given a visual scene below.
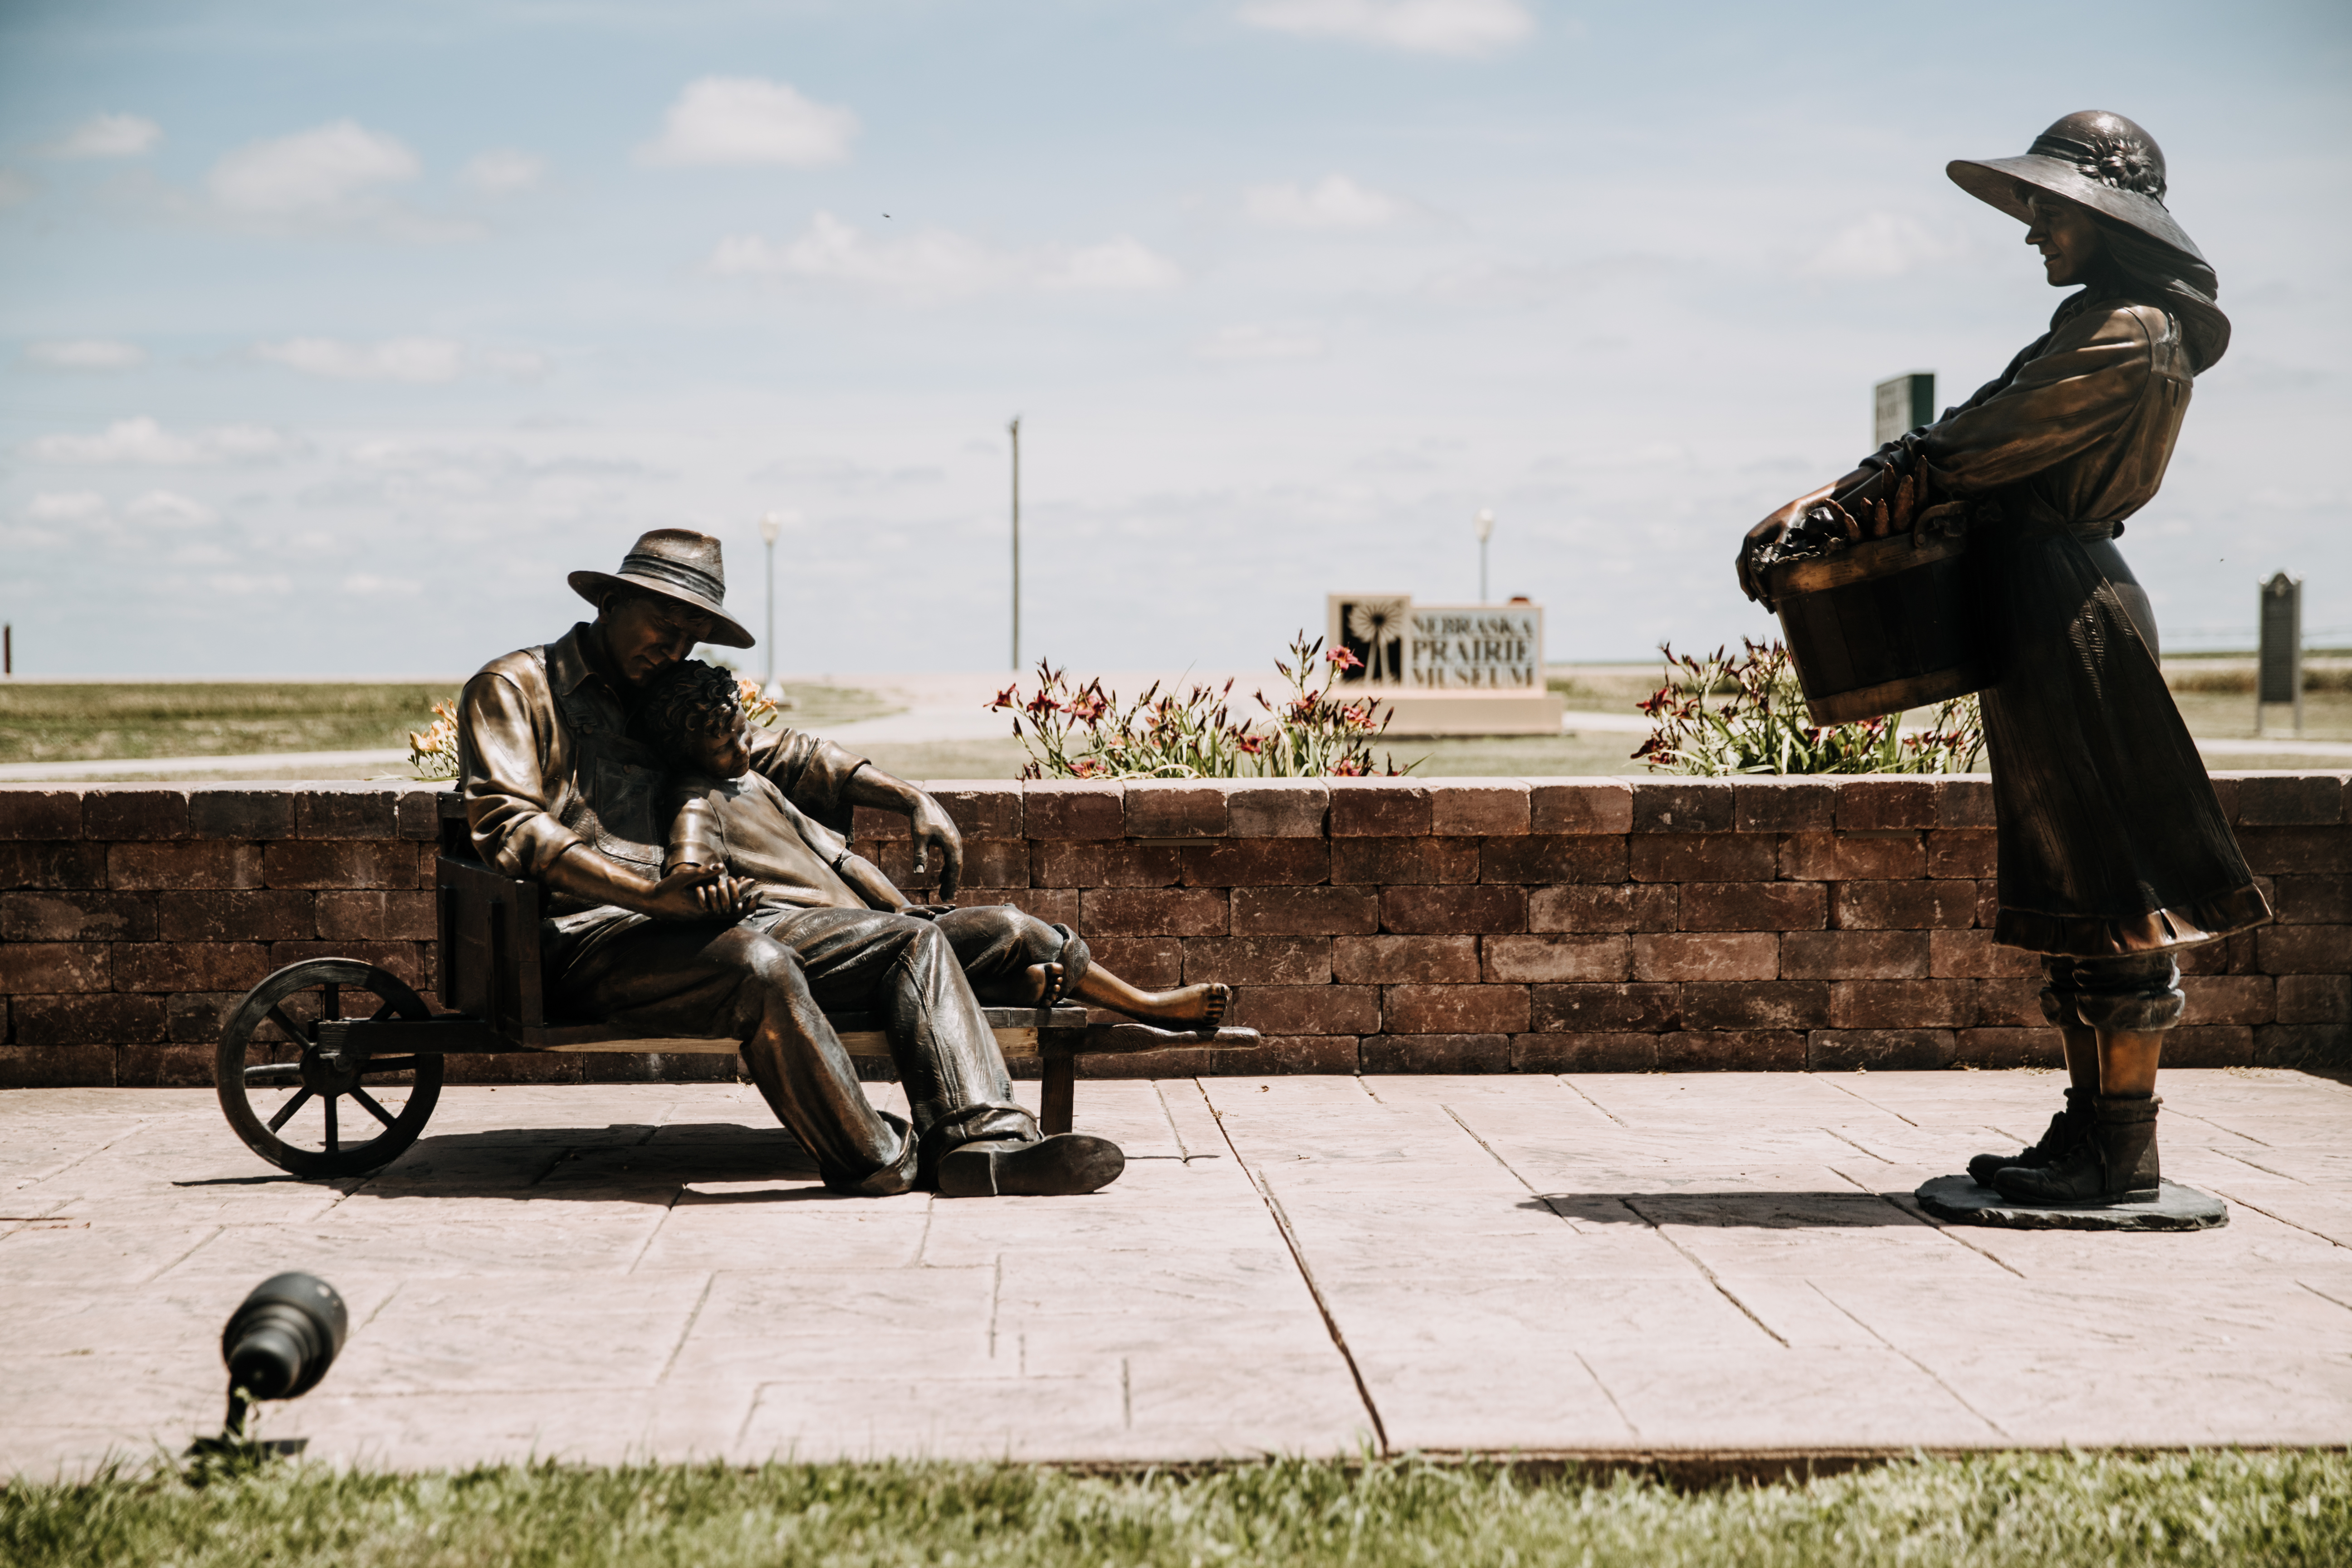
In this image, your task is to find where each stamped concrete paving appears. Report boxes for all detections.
[5,1069,2351,1476]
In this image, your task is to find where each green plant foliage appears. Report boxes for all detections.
[5,1450,2346,1568]
[405,698,461,781]
[1636,640,1986,775]
[992,633,1411,779]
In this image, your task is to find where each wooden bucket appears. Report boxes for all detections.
[1765,532,1989,725]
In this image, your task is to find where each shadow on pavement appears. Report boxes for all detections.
[324,1123,830,1204]
[1527,1192,1932,1227]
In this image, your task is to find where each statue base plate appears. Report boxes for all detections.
[1914,1174,2227,1232]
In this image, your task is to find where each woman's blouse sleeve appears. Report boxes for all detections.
[1910,306,2159,496]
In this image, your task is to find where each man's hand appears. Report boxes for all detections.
[909,794,965,901]
[545,844,759,923]
[646,864,758,922]
[698,871,761,921]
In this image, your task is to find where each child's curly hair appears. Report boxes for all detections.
[633,659,743,757]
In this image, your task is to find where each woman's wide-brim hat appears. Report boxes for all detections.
[1947,109,2205,266]
[567,528,754,648]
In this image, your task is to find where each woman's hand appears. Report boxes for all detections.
[1737,484,1834,605]
[1845,467,1930,539]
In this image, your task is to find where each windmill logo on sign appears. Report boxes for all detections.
[1338,598,1409,684]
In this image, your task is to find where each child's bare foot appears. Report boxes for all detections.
[1125,982,1229,1028]
[1019,962,1066,1006]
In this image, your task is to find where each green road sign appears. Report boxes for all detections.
[1873,372,1936,448]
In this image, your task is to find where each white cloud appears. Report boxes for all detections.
[639,77,858,167]
[1237,0,1535,56]
[23,339,146,371]
[342,572,421,596]
[711,213,1180,301]
[460,148,545,194]
[1801,213,1956,280]
[207,572,293,596]
[339,440,528,497]
[0,169,35,209]
[713,215,1002,299]
[1039,237,1183,292]
[206,120,420,216]
[125,489,218,527]
[253,336,465,383]
[25,416,303,467]
[44,113,161,159]
[28,491,107,521]
[479,347,549,378]
[1244,174,1404,230]
[1197,324,1326,361]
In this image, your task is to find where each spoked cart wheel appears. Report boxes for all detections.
[216,958,445,1177]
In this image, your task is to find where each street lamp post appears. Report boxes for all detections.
[758,511,785,698]
[1474,508,1495,603]
[1008,416,1022,672]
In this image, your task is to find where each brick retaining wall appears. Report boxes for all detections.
[4,775,2347,1087]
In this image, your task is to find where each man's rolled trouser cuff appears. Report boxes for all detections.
[821,1109,920,1197]
[2040,952,2186,1033]
[914,1101,1040,1182]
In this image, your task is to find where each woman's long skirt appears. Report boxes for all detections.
[1973,522,2271,956]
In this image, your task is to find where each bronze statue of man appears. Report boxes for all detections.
[1736,112,2269,1206]
[455,528,1125,1197]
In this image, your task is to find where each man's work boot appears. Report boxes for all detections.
[1990,1094,2162,1207]
[937,1133,1125,1198]
[1967,1088,2094,1187]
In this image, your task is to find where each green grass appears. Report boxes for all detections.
[0,683,899,766]
[5,1451,2345,1567]
[2168,690,2352,743]
[0,684,456,765]
[1550,669,1666,710]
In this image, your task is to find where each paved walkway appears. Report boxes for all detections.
[6,1069,2351,1475]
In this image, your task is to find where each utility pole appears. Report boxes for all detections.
[1009,416,1022,671]
[1475,509,1495,603]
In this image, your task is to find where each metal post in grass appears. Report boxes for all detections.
[2258,571,2303,737]
[759,512,786,699]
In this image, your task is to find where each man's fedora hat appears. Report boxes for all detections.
[1948,110,2203,266]
[567,529,754,648]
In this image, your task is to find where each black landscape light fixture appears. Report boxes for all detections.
[191,1272,349,1456]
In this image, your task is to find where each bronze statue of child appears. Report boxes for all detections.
[632,658,1232,1028]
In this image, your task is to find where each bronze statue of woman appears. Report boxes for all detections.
[1735,112,2270,1207]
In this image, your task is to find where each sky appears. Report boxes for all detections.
[0,0,2346,678]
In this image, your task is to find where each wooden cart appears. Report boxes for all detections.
[213,794,1253,1177]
